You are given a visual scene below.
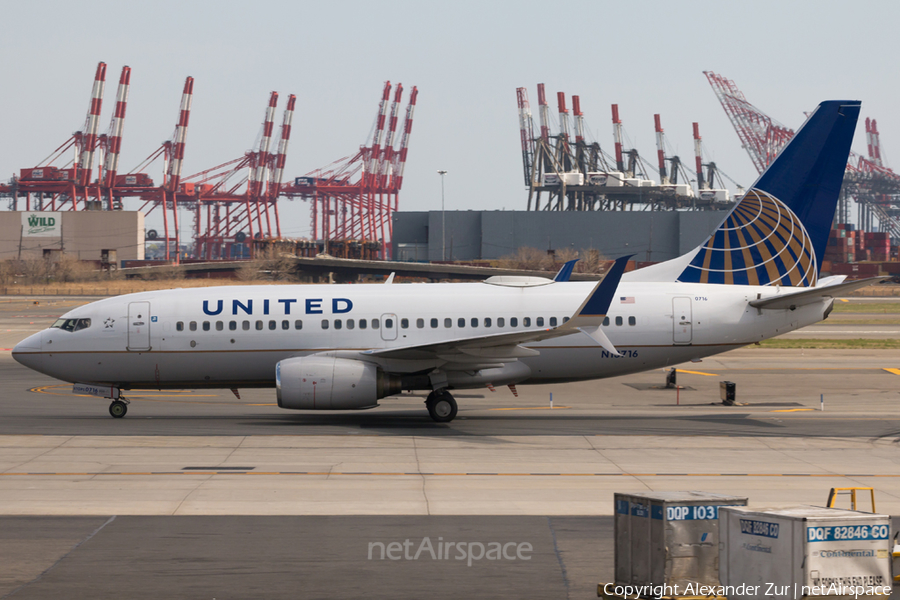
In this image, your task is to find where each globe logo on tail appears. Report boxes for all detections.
[678,189,817,287]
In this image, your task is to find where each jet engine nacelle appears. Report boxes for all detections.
[276,356,402,410]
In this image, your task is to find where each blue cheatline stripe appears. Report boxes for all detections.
[579,255,633,316]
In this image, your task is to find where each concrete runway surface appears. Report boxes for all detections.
[1,295,899,598]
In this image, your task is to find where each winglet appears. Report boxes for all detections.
[558,255,632,356]
[385,272,395,284]
[553,259,579,282]
[574,255,633,317]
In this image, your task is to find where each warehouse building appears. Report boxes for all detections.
[392,211,724,263]
[0,211,144,262]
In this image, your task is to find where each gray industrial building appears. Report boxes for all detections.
[0,211,145,261]
[392,210,726,263]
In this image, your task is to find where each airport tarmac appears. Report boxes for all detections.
[1,295,899,598]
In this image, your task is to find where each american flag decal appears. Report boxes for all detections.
[620,296,635,304]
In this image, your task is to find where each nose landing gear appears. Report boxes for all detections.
[109,398,130,418]
[425,390,457,423]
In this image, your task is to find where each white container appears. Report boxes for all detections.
[560,172,584,186]
[614,492,748,590]
[639,179,655,187]
[719,506,892,600]
[542,173,560,186]
[542,172,583,186]
[700,189,730,203]
[623,178,641,187]
[587,172,624,187]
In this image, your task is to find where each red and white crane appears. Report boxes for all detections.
[654,114,668,184]
[100,65,131,190]
[78,62,107,187]
[516,87,535,187]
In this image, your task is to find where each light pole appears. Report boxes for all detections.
[437,170,447,261]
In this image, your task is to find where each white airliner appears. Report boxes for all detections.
[14,100,879,422]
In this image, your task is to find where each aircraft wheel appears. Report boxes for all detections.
[109,400,128,418]
[426,391,457,423]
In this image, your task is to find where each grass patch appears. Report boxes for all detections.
[755,338,900,349]
[832,302,900,314]
[825,317,900,325]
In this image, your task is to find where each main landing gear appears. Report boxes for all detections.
[425,390,457,423]
[109,398,130,418]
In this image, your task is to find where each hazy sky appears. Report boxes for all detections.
[1,0,898,238]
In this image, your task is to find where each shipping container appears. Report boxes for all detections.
[20,167,61,181]
[614,492,748,590]
[586,171,624,187]
[719,505,891,600]
[114,173,153,187]
[699,189,730,203]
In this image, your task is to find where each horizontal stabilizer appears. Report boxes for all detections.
[553,259,579,282]
[749,277,889,310]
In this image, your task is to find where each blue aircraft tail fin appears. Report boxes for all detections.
[676,100,860,287]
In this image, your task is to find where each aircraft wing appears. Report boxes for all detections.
[361,255,632,362]
[749,276,889,310]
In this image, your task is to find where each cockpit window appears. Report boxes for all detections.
[51,318,91,332]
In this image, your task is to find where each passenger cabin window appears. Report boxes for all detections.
[444,318,452,328]
[417,318,424,329]
[497,318,505,327]
[347,319,355,330]
[321,320,329,329]
[384,318,393,329]
[335,319,342,330]
[401,318,409,329]
[563,316,569,323]
[202,321,210,331]
[189,321,197,331]
[176,321,184,332]
[470,317,478,327]
[294,320,303,330]
[430,318,438,328]
[603,317,610,326]
[536,317,543,327]
[628,316,636,326]
[458,318,465,328]
[372,319,380,329]
[216,321,224,331]
[268,320,276,331]
[549,317,557,327]
[52,318,92,332]
[229,321,237,331]
[523,317,531,327]
[242,320,250,331]
[359,319,367,330]
[282,320,289,330]
[510,317,518,327]
[256,320,263,330]
[615,316,623,326]
[484,317,492,327]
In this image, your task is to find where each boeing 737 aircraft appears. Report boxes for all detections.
[13,100,879,422]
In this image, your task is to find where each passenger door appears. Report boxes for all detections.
[672,297,692,344]
[380,313,398,341]
[127,301,152,351]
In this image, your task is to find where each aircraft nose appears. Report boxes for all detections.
[12,331,43,371]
